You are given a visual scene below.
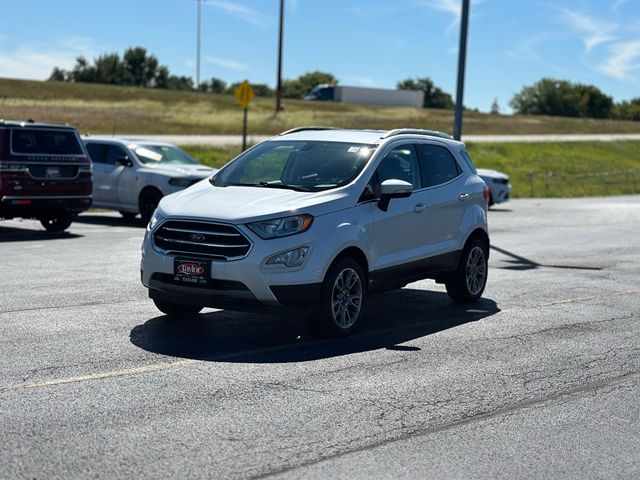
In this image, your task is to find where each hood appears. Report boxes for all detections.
[158,180,353,223]
[477,168,508,180]
[139,163,217,178]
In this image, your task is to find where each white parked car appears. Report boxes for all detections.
[82,137,217,222]
[141,127,490,335]
[477,168,511,206]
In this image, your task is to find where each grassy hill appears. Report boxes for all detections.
[2,77,640,135]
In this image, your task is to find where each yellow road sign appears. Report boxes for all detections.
[234,80,255,109]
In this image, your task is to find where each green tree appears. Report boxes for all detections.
[198,77,228,94]
[93,53,126,85]
[48,67,67,82]
[396,77,454,109]
[282,71,337,99]
[613,98,640,121]
[510,78,613,119]
[122,47,158,87]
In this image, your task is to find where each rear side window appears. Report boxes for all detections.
[460,150,477,174]
[417,144,461,187]
[11,129,83,155]
[85,143,107,163]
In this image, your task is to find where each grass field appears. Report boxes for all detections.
[2,77,640,135]
[181,141,640,198]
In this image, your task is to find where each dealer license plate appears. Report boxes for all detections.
[173,258,210,287]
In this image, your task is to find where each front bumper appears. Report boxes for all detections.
[141,223,330,309]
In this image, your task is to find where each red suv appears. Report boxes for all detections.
[0,120,92,232]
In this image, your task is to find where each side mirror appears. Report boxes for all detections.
[115,156,132,167]
[378,179,412,212]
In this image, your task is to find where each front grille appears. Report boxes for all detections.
[153,220,252,261]
[493,178,509,185]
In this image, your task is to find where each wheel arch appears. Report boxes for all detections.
[138,185,163,211]
[325,246,370,283]
[465,228,490,258]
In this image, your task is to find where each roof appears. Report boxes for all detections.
[275,127,464,147]
[81,135,176,148]
[0,119,78,130]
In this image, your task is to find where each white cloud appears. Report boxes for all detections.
[412,0,482,34]
[555,7,617,54]
[596,40,640,81]
[0,38,99,80]
[343,75,377,87]
[613,0,629,13]
[205,55,248,71]
[206,0,269,27]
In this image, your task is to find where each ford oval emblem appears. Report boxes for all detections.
[189,233,205,241]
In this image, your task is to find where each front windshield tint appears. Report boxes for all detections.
[212,140,376,192]
[133,145,198,165]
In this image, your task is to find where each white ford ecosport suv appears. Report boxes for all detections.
[141,127,490,335]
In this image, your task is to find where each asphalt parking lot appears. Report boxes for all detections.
[1,196,639,479]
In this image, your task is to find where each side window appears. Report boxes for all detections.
[85,143,107,164]
[375,144,421,194]
[417,144,461,187]
[105,145,128,166]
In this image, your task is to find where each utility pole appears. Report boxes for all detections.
[275,0,285,113]
[453,0,470,140]
[196,0,203,88]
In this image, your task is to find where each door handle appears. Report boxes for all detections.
[414,203,427,213]
[458,193,469,201]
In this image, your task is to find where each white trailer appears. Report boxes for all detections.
[305,84,425,108]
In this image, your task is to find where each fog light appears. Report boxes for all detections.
[266,247,309,267]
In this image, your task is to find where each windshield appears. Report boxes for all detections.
[133,145,198,165]
[212,140,376,192]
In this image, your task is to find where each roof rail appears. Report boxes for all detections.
[381,128,453,140]
[278,126,341,136]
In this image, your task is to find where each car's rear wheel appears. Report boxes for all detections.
[139,188,163,224]
[119,211,137,221]
[153,299,203,318]
[315,258,366,336]
[39,213,73,233]
[446,238,488,303]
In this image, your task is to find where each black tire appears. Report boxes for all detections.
[488,193,495,207]
[39,213,73,233]
[153,299,203,318]
[139,188,163,224]
[446,238,489,303]
[314,258,366,336]
[119,211,138,221]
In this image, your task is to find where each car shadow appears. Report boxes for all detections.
[75,213,144,228]
[491,245,602,271]
[130,289,500,363]
[0,224,82,242]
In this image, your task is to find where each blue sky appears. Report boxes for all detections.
[0,0,639,112]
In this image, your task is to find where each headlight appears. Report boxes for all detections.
[168,177,193,187]
[266,246,310,267]
[247,214,313,239]
[147,210,164,232]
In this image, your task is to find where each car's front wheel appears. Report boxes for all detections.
[153,299,203,318]
[139,188,163,224]
[446,238,488,302]
[315,258,366,336]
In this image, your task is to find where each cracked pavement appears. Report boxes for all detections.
[1,196,639,479]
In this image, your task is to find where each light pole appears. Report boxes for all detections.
[453,0,470,140]
[275,0,284,113]
[196,0,204,88]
